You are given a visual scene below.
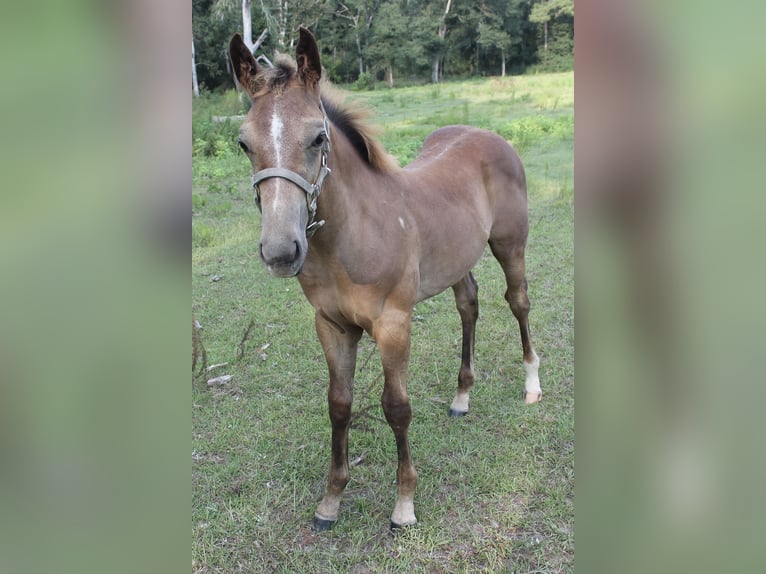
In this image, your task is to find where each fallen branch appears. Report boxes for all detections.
[237,318,256,361]
[192,318,207,378]
[207,374,233,387]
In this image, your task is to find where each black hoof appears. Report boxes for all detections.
[312,516,336,532]
[447,408,468,417]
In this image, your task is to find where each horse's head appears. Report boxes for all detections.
[230,28,329,278]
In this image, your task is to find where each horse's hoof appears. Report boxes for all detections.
[523,391,542,404]
[312,516,336,532]
[447,408,468,417]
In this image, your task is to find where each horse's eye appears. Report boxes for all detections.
[313,133,327,148]
[238,140,249,153]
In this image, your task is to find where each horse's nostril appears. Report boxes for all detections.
[260,239,303,268]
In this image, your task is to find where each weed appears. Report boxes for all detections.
[192,223,215,248]
[192,194,206,211]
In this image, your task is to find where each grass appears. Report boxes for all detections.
[192,72,573,573]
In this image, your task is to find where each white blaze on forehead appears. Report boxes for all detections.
[267,104,285,213]
[270,109,284,164]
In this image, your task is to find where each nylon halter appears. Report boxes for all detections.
[250,103,331,238]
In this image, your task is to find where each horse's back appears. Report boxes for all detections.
[411,125,523,174]
[407,125,528,242]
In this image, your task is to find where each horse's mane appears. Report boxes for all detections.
[254,56,399,174]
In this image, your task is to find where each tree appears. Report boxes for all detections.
[213,0,255,50]
[432,0,452,83]
[477,7,509,77]
[366,0,435,87]
[529,0,574,68]
[194,0,245,91]
[257,0,327,51]
[332,0,382,77]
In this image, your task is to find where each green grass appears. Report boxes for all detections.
[193,72,573,573]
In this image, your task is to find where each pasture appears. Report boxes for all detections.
[193,72,573,573]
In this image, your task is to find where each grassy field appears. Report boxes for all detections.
[192,72,573,573]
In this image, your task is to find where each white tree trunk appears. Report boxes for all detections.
[432,0,452,84]
[356,34,364,75]
[501,47,506,77]
[242,0,254,51]
[192,37,200,97]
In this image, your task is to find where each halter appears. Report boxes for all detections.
[250,104,331,238]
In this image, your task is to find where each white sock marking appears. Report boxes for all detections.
[450,391,470,413]
[524,351,541,395]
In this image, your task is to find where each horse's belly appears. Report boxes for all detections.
[415,239,487,302]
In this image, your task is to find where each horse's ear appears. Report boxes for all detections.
[296,27,321,89]
[229,33,260,99]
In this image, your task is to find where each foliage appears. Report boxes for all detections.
[529,0,575,25]
[352,71,375,91]
[192,0,574,92]
[528,0,574,72]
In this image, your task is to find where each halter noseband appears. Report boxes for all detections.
[250,105,331,238]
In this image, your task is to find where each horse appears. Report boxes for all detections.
[229,27,541,531]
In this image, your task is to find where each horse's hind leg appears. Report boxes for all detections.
[448,273,479,416]
[489,240,541,403]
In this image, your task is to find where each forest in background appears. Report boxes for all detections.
[192,0,574,92]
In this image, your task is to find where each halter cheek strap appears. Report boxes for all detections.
[250,104,331,238]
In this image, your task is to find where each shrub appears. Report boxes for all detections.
[353,72,374,91]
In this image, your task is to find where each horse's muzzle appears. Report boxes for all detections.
[260,239,305,277]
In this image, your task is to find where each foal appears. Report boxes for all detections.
[230,28,541,530]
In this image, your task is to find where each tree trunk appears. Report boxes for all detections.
[253,28,268,53]
[192,37,200,97]
[242,0,254,51]
[501,47,506,77]
[432,0,452,84]
[356,35,364,75]
[385,65,393,89]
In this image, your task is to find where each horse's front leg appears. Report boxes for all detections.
[374,309,418,529]
[313,313,363,531]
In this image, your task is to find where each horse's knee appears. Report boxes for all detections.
[328,389,352,426]
[381,392,412,428]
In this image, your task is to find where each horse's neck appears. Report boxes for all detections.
[317,139,396,241]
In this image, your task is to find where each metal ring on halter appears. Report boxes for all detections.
[250,102,331,238]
